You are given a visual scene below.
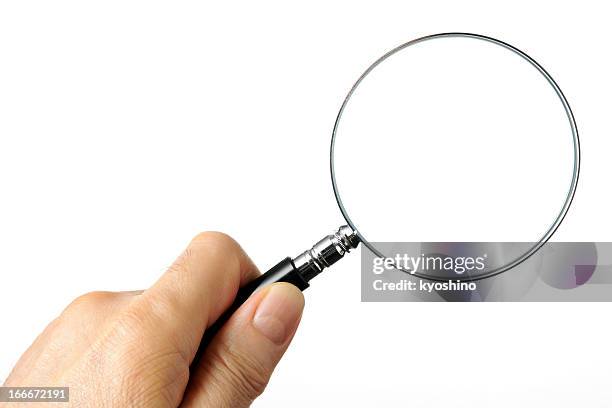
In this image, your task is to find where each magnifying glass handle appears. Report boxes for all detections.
[192,225,359,365]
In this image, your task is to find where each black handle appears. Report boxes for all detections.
[191,257,308,366]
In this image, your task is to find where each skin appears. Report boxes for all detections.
[2,232,305,407]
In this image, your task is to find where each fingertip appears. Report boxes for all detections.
[252,283,305,345]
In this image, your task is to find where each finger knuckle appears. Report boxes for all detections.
[184,231,244,278]
[191,231,241,258]
[66,291,114,311]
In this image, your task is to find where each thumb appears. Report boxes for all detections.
[181,282,305,407]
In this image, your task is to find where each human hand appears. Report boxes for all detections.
[3,232,305,407]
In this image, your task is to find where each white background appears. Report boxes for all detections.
[1,1,611,407]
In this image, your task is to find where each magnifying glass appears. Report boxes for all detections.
[331,32,579,281]
[196,32,579,351]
